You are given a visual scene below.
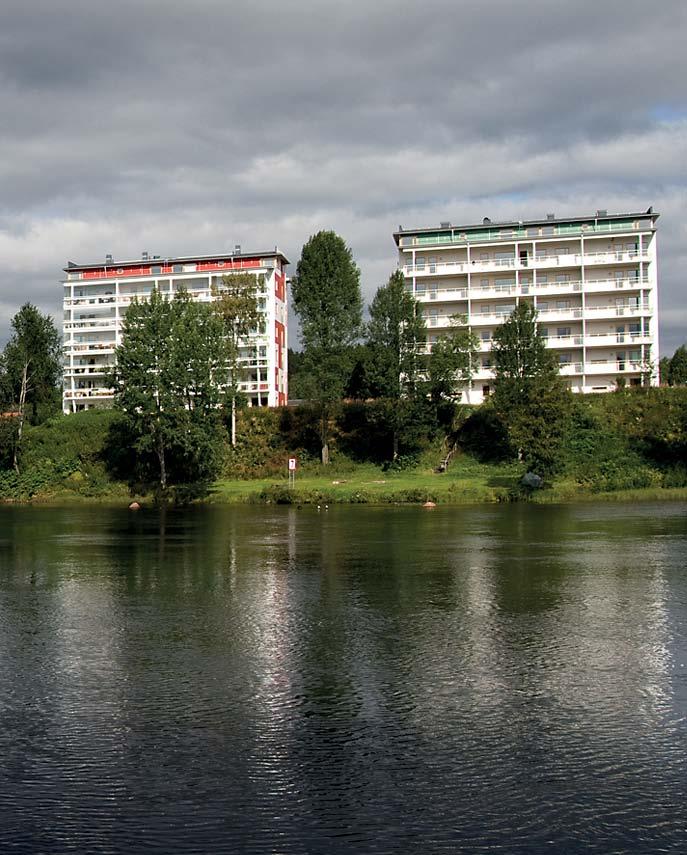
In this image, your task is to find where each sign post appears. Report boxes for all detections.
[288,457,297,487]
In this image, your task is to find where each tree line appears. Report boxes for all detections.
[1,229,684,495]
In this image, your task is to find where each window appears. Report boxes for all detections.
[556,300,571,310]
[556,327,571,338]
[481,330,491,341]
[538,274,548,284]
[556,273,570,283]
[481,279,490,287]
[559,353,572,364]
[540,327,549,338]
[482,357,492,368]
[173,265,182,273]
[482,385,491,396]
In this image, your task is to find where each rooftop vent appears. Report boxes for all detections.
[105,254,113,264]
[398,225,403,232]
[596,209,607,217]
[142,251,149,261]
[483,217,491,225]
[152,255,161,260]
[646,206,653,214]
[234,244,241,255]
[440,221,451,229]
[546,213,555,221]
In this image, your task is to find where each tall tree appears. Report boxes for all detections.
[491,302,572,476]
[291,231,363,463]
[367,270,426,459]
[427,314,480,406]
[1,303,61,472]
[668,344,687,386]
[112,289,226,492]
[211,272,262,445]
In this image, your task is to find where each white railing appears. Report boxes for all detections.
[585,360,644,375]
[65,344,116,353]
[65,388,114,399]
[415,287,468,300]
[403,249,649,277]
[66,367,109,376]
[544,335,584,347]
[586,332,648,347]
[64,319,116,330]
[64,296,116,307]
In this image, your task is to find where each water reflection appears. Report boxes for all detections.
[0,503,686,853]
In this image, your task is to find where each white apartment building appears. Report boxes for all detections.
[62,248,289,413]
[394,210,659,402]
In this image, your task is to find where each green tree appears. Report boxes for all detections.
[211,272,262,445]
[1,303,61,472]
[659,356,671,386]
[291,231,363,463]
[668,345,687,386]
[491,302,572,476]
[366,270,426,459]
[427,314,480,406]
[112,289,227,492]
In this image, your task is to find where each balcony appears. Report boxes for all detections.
[585,360,644,375]
[65,367,109,377]
[585,303,647,319]
[414,286,468,301]
[586,332,650,348]
[583,276,648,294]
[402,249,649,278]
[64,388,114,399]
[544,335,584,348]
[64,319,117,331]
[559,362,584,375]
[536,306,584,322]
[66,344,116,354]
[64,296,116,307]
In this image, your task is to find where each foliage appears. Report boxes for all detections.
[0,410,126,500]
[366,270,426,458]
[291,231,363,462]
[0,303,61,471]
[427,314,480,405]
[456,405,513,462]
[491,302,573,476]
[667,344,687,386]
[211,272,262,443]
[111,288,227,492]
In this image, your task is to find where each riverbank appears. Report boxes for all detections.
[3,390,686,506]
[15,459,687,507]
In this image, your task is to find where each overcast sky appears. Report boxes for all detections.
[1,0,685,352]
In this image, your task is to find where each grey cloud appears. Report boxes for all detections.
[0,0,685,352]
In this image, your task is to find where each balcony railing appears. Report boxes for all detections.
[402,250,649,277]
[64,319,117,330]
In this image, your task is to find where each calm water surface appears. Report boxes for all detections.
[1,502,686,854]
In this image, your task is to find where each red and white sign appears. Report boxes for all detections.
[288,458,297,471]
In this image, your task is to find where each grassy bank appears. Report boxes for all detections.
[2,390,687,507]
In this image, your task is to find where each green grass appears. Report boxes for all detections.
[209,455,527,505]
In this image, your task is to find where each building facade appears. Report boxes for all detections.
[394,210,659,402]
[62,249,288,413]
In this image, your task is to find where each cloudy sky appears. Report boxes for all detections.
[1,0,685,352]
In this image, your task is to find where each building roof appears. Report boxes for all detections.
[393,209,659,245]
[63,248,290,274]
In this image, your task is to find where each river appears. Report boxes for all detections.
[1,503,686,853]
